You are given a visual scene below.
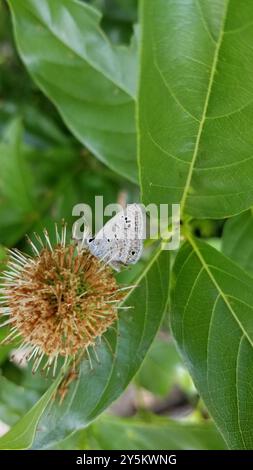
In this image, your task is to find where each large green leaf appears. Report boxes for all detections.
[0,372,63,450]
[222,210,253,274]
[51,414,226,450]
[138,0,253,218]
[33,247,170,449]
[8,0,138,182]
[171,236,253,449]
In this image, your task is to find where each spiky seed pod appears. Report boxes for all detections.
[0,225,125,375]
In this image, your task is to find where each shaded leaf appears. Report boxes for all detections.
[90,414,226,450]
[0,376,40,427]
[136,337,182,397]
[222,210,253,274]
[0,118,35,214]
[0,119,39,246]
[51,414,226,450]
[0,372,63,449]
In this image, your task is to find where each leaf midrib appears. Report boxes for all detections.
[180,0,230,214]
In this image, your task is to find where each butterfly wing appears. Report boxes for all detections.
[88,204,144,270]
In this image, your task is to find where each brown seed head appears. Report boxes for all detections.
[0,227,124,373]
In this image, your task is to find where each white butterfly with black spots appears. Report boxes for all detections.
[81,203,145,271]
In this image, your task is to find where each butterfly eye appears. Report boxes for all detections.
[131,251,135,255]
[107,238,110,242]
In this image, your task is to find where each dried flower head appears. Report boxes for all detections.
[0,224,126,375]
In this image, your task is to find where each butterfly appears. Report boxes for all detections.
[79,204,144,271]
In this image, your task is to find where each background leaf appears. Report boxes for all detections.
[32,247,170,449]
[138,0,253,218]
[86,0,138,44]
[136,336,182,397]
[0,119,34,211]
[0,376,40,427]
[8,0,138,182]
[89,415,226,450]
[171,236,253,449]
[0,372,63,450]
[222,210,253,274]
[50,413,226,450]
[0,118,39,245]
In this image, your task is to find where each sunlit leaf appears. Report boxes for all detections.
[138,0,253,218]
[171,236,253,449]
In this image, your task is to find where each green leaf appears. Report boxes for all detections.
[0,372,63,450]
[136,337,182,397]
[171,236,253,449]
[222,210,253,274]
[90,414,226,450]
[0,119,39,246]
[0,102,70,148]
[8,0,138,182]
[0,118,34,214]
[51,414,226,450]
[0,376,40,427]
[33,247,170,449]
[138,0,253,218]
